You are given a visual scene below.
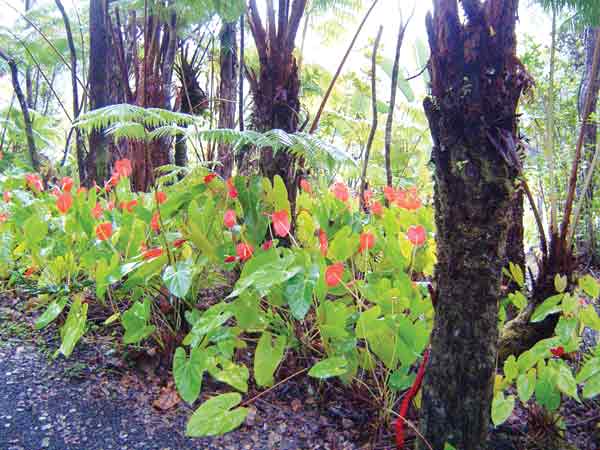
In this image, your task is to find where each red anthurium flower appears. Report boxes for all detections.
[92,203,103,220]
[3,191,10,203]
[0,213,8,223]
[223,209,237,229]
[359,232,375,253]
[272,210,290,237]
[318,229,328,256]
[236,242,254,262]
[24,267,37,277]
[107,201,115,211]
[105,173,120,192]
[332,182,349,202]
[25,174,43,192]
[114,159,132,177]
[51,187,61,198]
[396,187,421,211]
[300,179,312,193]
[371,201,383,216]
[96,222,113,241]
[125,200,138,213]
[226,178,238,199]
[56,192,73,214]
[204,173,217,184]
[262,240,273,250]
[151,213,160,233]
[550,346,565,358]
[155,191,167,204]
[142,247,163,260]
[173,239,187,248]
[224,255,237,263]
[407,225,426,246]
[61,176,74,192]
[325,263,344,287]
[383,186,396,203]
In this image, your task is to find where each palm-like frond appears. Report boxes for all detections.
[537,0,600,25]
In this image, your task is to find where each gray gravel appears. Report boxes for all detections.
[0,337,364,450]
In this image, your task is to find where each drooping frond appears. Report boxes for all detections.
[75,104,197,134]
[537,0,600,25]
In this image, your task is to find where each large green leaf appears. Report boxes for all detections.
[254,331,287,387]
[284,263,319,320]
[531,294,563,323]
[24,214,48,246]
[579,274,600,298]
[517,369,536,403]
[121,299,156,344]
[56,295,88,358]
[163,260,193,298]
[576,356,600,383]
[308,356,349,379]
[186,393,249,437]
[491,392,514,426]
[212,361,249,393]
[556,363,580,401]
[582,373,600,399]
[173,347,207,404]
[35,297,67,330]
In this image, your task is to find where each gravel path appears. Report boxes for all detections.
[0,335,364,450]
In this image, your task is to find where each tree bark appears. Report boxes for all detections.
[417,1,527,448]
[0,50,39,171]
[359,26,382,211]
[216,21,238,178]
[87,0,110,186]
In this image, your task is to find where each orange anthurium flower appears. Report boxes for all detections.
[61,176,74,192]
[151,213,160,232]
[107,201,115,211]
[24,267,37,277]
[271,210,290,237]
[25,174,43,192]
[318,229,328,256]
[332,182,349,202]
[325,263,344,287]
[77,187,87,195]
[363,189,373,207]
[223,209,236,229]
[383,186,396,203]
[396,187,421,211]
[96,222,113,241]
[359,232,375,253]
[124,200,138,213]
[407,225,426,246]
[3,191,11,203]
[371,201,383,216]
[204,173,217,184]
[142,247,163,260]
[226,178,238,199]
[155,191,167,204]
[56,192,73,214]
[236,242,253,262]
[114,159,132,177]
[300,179,312,193]
[92,203,103,220]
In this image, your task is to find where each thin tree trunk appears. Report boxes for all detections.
[417,1,526,448]
[216,21,238,178]
[0,50,39,171]
[384,9,410,188]
[55,0,85,182]
[87,0,110,186]
[359,26,382,211]
[239,13,245,132]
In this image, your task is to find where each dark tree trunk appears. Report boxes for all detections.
[216,21,238,179]
[87,0,110,186]
[0,50,39,171]
[417,1,528,448]
[246,0,306,209]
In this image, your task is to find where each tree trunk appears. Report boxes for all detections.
[417,1,527,448]
[0,51,39,171]
[247,0,306,209]
[87,0,110,186]
[216,21,238,178]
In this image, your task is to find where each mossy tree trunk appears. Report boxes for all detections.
[417,1,529,448]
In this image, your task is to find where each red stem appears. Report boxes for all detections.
[396,348,430,449]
